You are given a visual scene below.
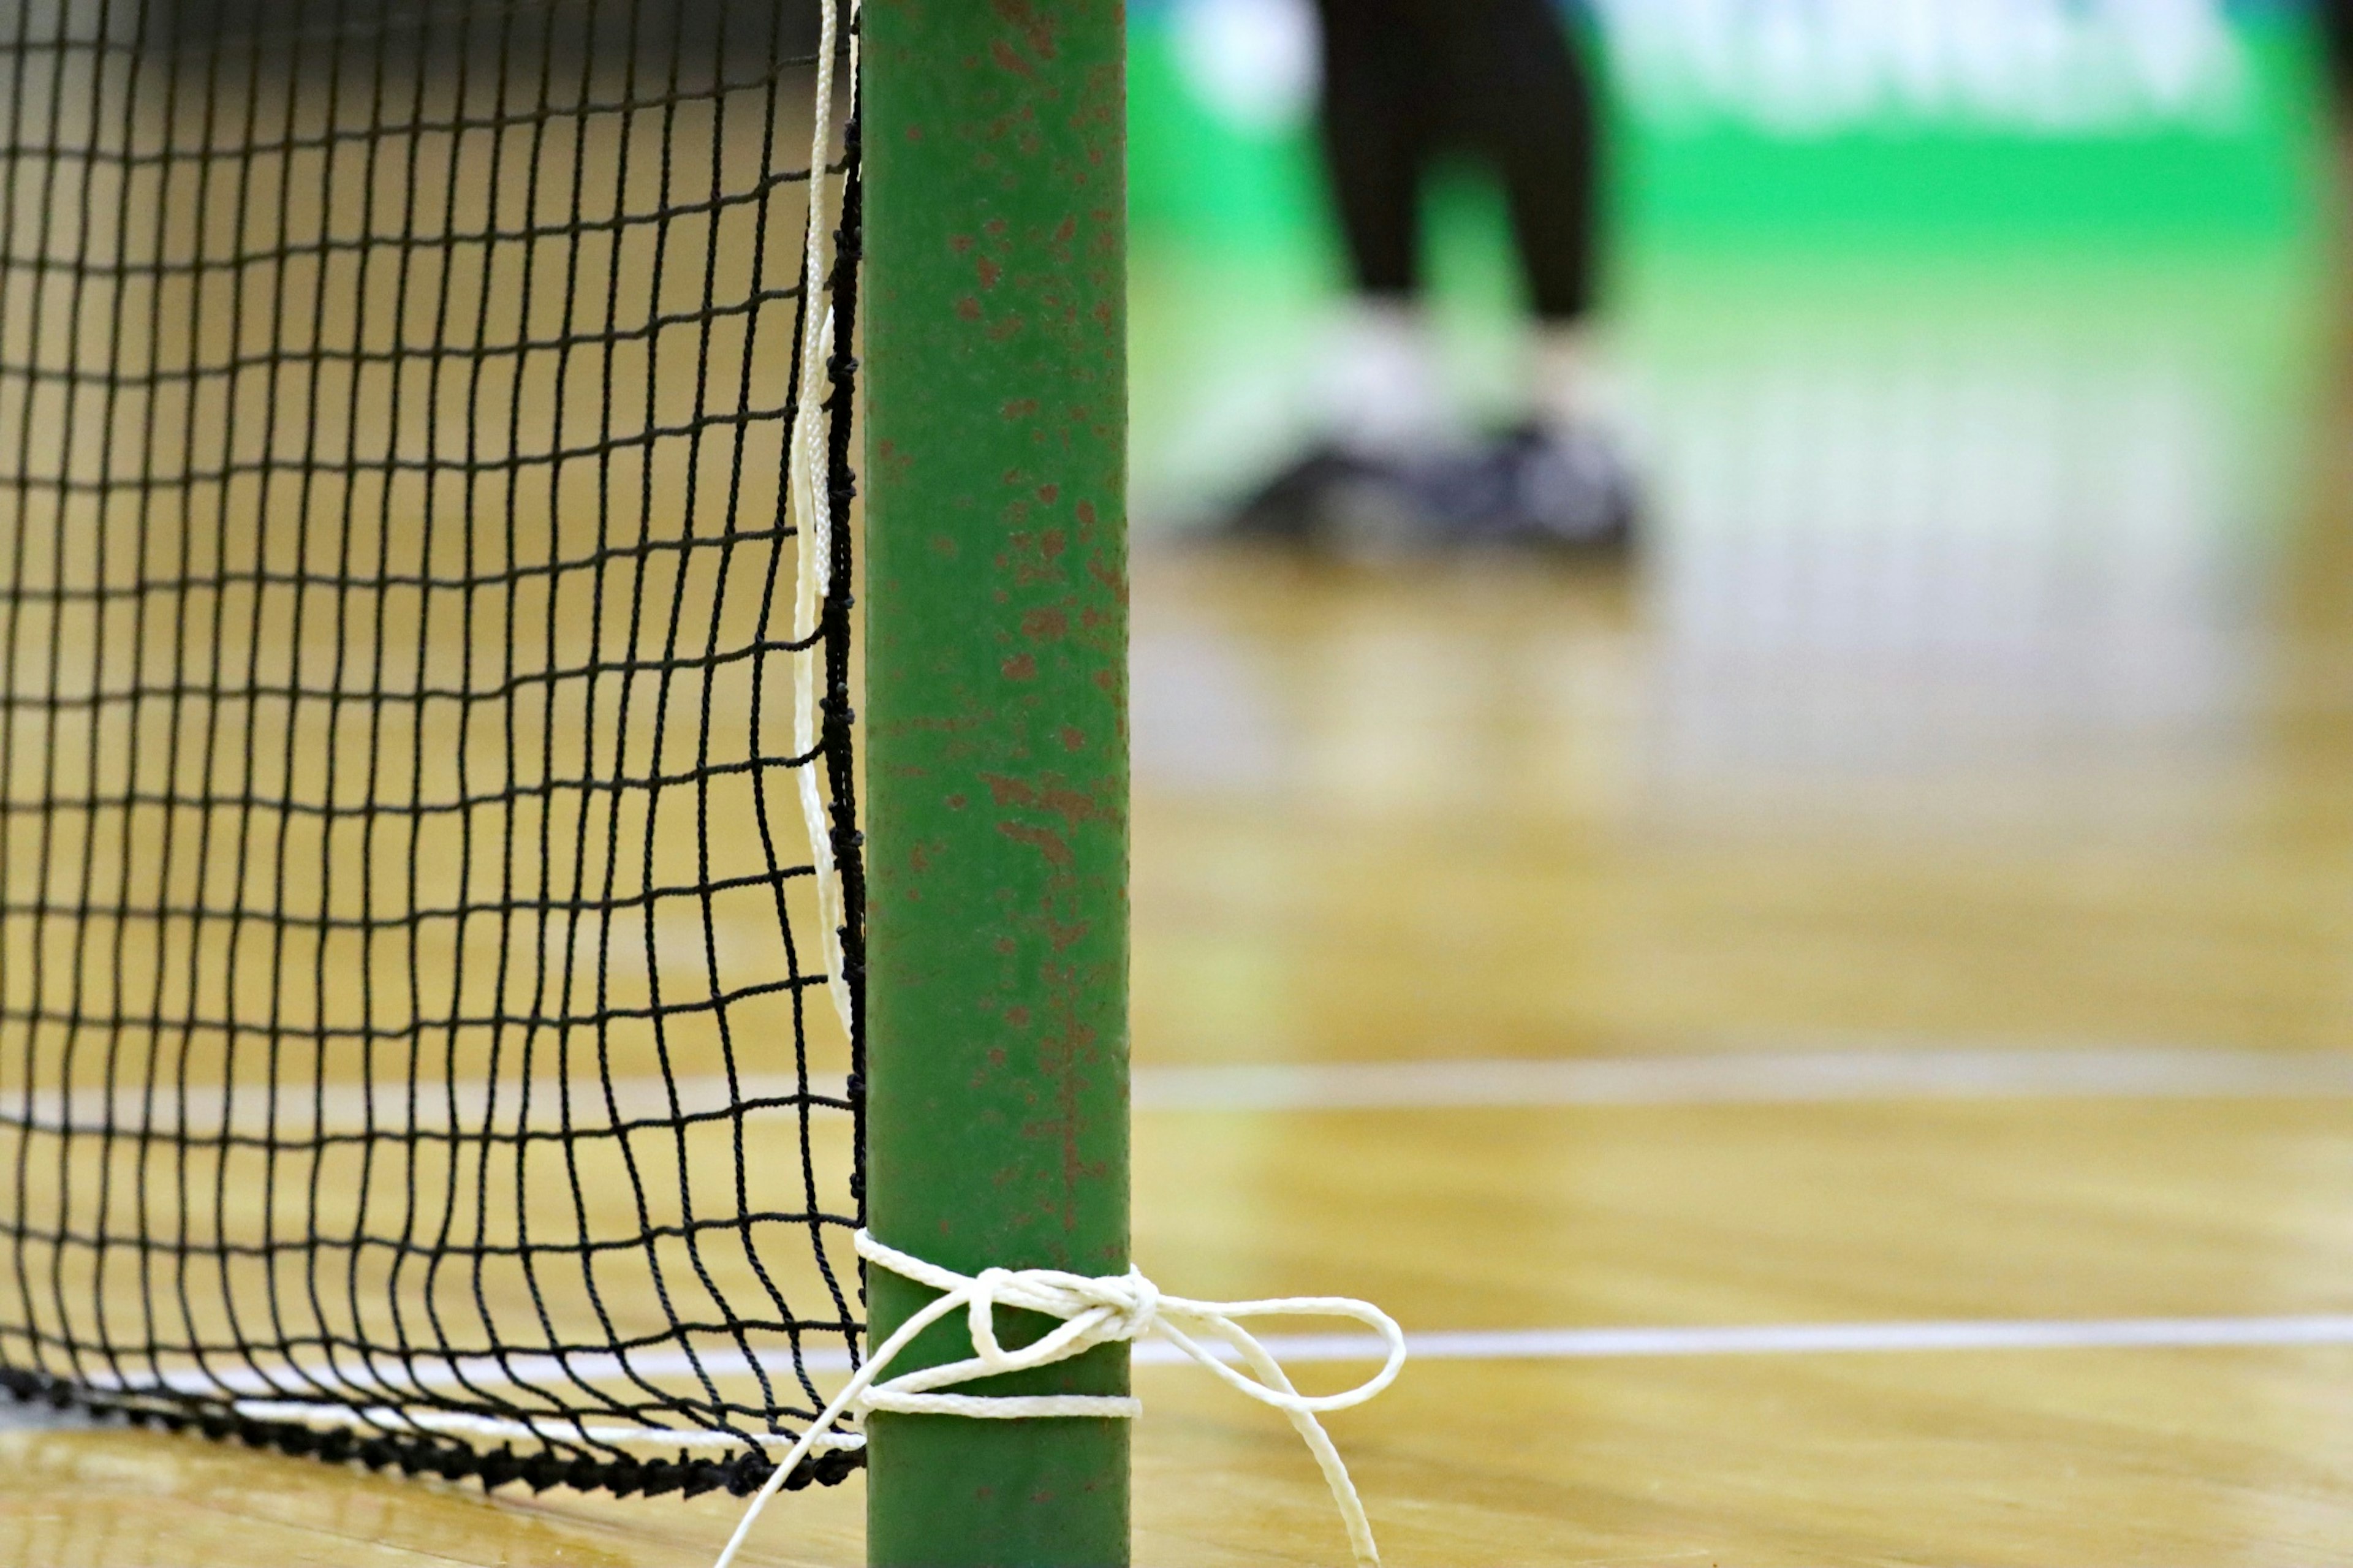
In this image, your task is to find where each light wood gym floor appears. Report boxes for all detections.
[5,289,2353,1566]
[10,13,2353,1560]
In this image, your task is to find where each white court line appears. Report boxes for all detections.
[1213,1316,2353,1363]
[729,1316,2353,1371]
[116,1314,2353,1407]
[785,1314,2353,1370]
[1129,1048,2353,1112]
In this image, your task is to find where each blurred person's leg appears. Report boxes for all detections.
[2325,0,2353,115]
[1442,0,1601,409]
[2316,0,2353,361]
[2325,0,2353,202]
[1317,0,1430,306]
[1307,0,1452,463]
[1229,0,1632,551]
[1437,0,1631,544]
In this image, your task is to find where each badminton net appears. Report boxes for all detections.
[0,0,866,1499]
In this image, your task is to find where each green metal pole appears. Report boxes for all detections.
[860,1,1129,1564]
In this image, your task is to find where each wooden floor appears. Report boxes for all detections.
[7,308,2353,1565]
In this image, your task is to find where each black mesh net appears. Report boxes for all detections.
[0,0,866,1498]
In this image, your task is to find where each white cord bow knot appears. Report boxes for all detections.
[860,1252,1153,1420]
[711,1230,1407,1568]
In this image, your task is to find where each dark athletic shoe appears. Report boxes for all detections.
[1220,445,1433,557]
[1219,425,1637,557]
[1480,422,1639,551]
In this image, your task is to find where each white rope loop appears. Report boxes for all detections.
[710,1230,1405,1568]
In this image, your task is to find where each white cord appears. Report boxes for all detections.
[710,1230,1406,1568]
[790,0,857,1046]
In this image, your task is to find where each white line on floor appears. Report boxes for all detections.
[811,1313,2353,1369]
[101,1314,2353,1409]
[1221,1315,2353,1363]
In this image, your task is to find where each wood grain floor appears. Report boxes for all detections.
[5,311,2353,1564]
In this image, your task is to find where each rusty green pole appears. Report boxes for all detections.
[860,1,1129,1564]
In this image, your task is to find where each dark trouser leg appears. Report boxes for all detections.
[1313,0,1434,300]
[1314,0,1598,320]
[1441,0,1601,324]
[2327,0,2353,112]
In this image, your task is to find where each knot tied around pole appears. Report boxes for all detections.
[710,1229,1408,1568]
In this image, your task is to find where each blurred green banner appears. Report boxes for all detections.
[1134,0,2328,250]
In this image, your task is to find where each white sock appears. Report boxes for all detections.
[1313,297,1451,460]
[1531,322,1606,434]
